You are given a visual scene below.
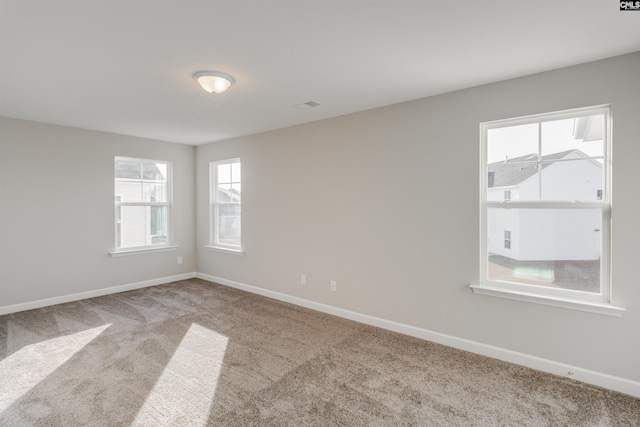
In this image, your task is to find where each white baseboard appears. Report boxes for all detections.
[0,272,197,316]
[196,272,640,399]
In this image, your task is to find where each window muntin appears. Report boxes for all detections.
[114,157,171,251]
[480,105,611,304]
[210,159,241,250]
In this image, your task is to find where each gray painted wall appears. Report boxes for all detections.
[0,118,196,305]
[196,52,640,383]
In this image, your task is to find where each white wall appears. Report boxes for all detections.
[196,52,640,384]
[0,118,196,307]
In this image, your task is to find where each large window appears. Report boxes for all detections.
[210,159,241,251]
[114,157,171,251]
[475,105,618,313]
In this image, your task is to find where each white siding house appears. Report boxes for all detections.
[487,149,602,261]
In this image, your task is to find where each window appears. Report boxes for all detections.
[210,159,241,251]
[114,157,171,251]
[504,230,511,249]
[475,105,618,313]
[115,195,122,248]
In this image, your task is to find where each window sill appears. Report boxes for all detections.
[469,284,625,317]
[205,245,244,255]
[110,245,178,257]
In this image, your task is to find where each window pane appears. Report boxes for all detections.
[541,115,604,158]
[115,180,143,202]
[115,159,141,179]
[217,184,232,202]
[150,206,168,244]
[118,205,167,248]
[487,208,601,293]
[231,183,241,202]
[541,160,603,201]
[143,162,167,181]
[116,222,121,248]
[231,161,241,182]
[487,123,538,164]
[116,160,168,203]
[217,163,231,184]
[144,182,167,202]
[217,205,241,247]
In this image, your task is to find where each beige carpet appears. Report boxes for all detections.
[0,279,638,426]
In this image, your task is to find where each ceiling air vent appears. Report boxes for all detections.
[295,100,322,109]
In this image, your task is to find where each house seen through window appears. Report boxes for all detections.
[479,105,611,305]
[114,157,170,251]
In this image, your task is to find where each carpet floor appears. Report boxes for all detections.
[0,278,638,426]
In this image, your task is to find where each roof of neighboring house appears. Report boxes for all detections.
[115,159,165,180]
[488,149,588,188]
[216,187,241,203]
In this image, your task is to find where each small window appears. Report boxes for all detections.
[210,159,241,251]
[114,157,171,251]
[478,105,612,308]
[504,230,511,249]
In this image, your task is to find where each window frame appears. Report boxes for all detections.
[473,105,623,315]
[112,156,174,255]
[208,158,242,253]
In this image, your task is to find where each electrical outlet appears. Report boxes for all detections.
[330,280,337,292]
[177,256,183,265]
[301,274,307,285]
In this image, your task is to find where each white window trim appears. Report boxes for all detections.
[110,245,178,257]
[112,156,173,254]
[210,159,242,252]
[469,283,624,317]
[204,245,244,255]
[474,105,624,315]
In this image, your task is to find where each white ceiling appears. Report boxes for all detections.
[1,1,639,145]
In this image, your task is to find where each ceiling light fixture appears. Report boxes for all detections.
[193,71,235,94]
